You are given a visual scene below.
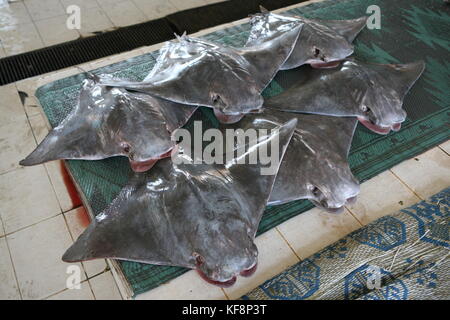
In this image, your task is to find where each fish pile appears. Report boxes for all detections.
[20,8,425,287]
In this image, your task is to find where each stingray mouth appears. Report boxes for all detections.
[194,253,257,287]
[213,109,245,124]
[311,195,358,213]
[129,148,174,172]
[310,60,342,69]
[129,159,159,173]
[324,206,345,214]
[240,263,258,277]
[308,47,345,69]
[358,117,403,135]
[195,269,237,288]
[346,196,358,205]
[195,264,257,287]
[311,200,344,213]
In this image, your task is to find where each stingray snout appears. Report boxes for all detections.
[193,240,259,287]
[195,262,258,288]
[310,180,359,213]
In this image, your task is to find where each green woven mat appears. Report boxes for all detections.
[35,0,449,296]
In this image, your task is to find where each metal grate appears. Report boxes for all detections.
[167,0,306,34]
[0,0,307,86]
[0,19,174,85]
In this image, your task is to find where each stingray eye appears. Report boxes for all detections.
[212,94,222,105]
[212,94,227,109]
[121,142,131,155]
[193,252,205,266]
[312,187,320,197]
[313,47,321,58]
[361,105,371,114]
[309,185,321,197]
[117,96,126,105]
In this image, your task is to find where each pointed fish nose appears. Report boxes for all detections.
[396,110,407,123]
[380,110,406,128]
[323,198,346,210]
[314,178,360,211]
[328,41,354,63]
[341,45,354,59]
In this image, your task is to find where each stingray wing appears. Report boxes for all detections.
[265,59,425,121]
[20,78,193,171]
[324,114,359,158]
[153,97,198,132]
[224,107,359,210]
[20,78,122,166]
[268,112,359,209]
[246,11,307,70]
[240,21,303,91]
[98,36,264,114]
[246,11,302,47]
[264,63,363,116]
[367,60,426,99]
[62,162,202,268]
[312,16,368,42]
[266,59,425,134]
[63,120,296,281]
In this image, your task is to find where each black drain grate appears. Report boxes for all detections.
[0,0,307,86]
[167,0,305,35]
[0,19,175,85]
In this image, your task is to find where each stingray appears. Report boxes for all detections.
[20,74,197,172]
[97,30,302,124]
[246,7,367,69]
[222,108,359,212]
[62,119,297,286]
[266,59,426,134]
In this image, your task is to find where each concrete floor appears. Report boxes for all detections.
[0,0,224,56]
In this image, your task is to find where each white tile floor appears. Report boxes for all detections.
[0,0,449,301]
[0,0,226,57]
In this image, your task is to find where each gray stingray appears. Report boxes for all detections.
[20,74,197,172]
[97,30,302,123]
[62,119,297,286]
[266,59,426,134]
[223,108,359,212]
[247,7,367,69]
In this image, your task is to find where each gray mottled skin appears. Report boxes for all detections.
[223,108,359,212]
[62,120,297,285]
[20,74,196,172]
[266,59,426,134]
[97,30,302,121]
[247,9,367,69]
